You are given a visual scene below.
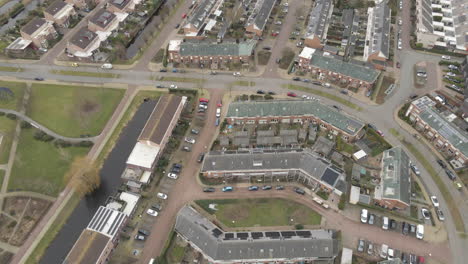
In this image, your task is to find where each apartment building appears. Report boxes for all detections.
[176,205,339,264]
[405,96,468,168]
[44,0,76,28]
[20,18,58,49]
[167,39,256,66]
[415,0,468,51]
[374,147,412,210]
[226,99,366,142]
[245,0,277,36]
[64,206,127,264]
[67,27,101,57]
[363,0,391,69]
[298,47,380,90]
[183,0,224,36]
[304,0,333,49]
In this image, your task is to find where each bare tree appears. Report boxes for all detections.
[66,157,101,196]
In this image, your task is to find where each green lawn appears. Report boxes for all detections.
[0,66,23,72]
[0,81,26,110]
[196,198,322,227]
[0,170,4,190]
[0,116,17,164]
[159,76,205,83]
[233,80,256,87]
[8,128,90,196]
[51,70,120,79]
[365,128,392,156]
[28,84,125,137]
[283,84,362,111]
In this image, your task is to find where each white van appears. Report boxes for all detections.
[360,209,368,223]
[216,108,221,117]
[101,63,113,69]
[416,224,424,239]
[382,216,389,230]
[388,248,394,260]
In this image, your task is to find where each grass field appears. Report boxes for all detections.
[0,116,17,164]
[0,81,27,110]
[28,84,125,137]
[196,198,322,227]
[0,66,23,72]
[283,84,363,111]
[0,170,4,190]
[159,76,205,83]
[233,80,256,87]
[389,128,465,233]
[51,70,120,79]
[8,128,90,196]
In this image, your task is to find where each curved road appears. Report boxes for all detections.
[0,109,98,143]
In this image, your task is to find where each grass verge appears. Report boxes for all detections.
[0,81,26,110]
[51,70,120,79]
[0,66,23,72]
[233,80,256,87]
[389,128,465,233]
[29,84,125,137]
[159,76,205,84]
[0,116,17,164]
[196,198,321,227]
[8,128,90,196]
[0,169,4,190]
[282,84,362,111]
[24,192,80,264]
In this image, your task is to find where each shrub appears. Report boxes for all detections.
[6,113,16,120]
[77,141,94,147]
[20,121,31,129]
[338,194,346,210]
[295,224,304,230]
[54,139,71,148]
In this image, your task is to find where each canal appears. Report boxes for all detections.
[39,99,157,264]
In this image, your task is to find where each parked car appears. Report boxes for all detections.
[430,196,439,207]
[34,77,44,81]
[357,239,365,252]
[191,128,200,134]
[437,159,447,168]
[248,185,259,191]
[312,81,322,86]
[376,130,385,137]
[157,193,168,200]
[396,62,401,68]
[294,187,305,195]
[410,254,417,264]
[159,69,167,72]
[402,222,409,235]
[410,224,416,234]
[197,153,205,163]
[302,79,310,83]
[368,214,375,225]
[448,64,458,70]
[445,169,456,180]
[151,204,162,211]
[382,216,389,229]
[135,234,146,241]
[257,90,265,94]
[275,185,285,190]
[361,209,368,223]
[441,55,451,60]
[287,92,297,97]
[416,224,424,239]
[147,209,158,216]
[381,244,389,258]
[175,23,180,28]
[203,187,215,192]
[410,164,421,176]
[185,137,196,144]
[167,173,178,179]
[367,243,373,255]
[421,208,430,220]
[340,89,349,95]
[292,77,301,81]
[156,84,164,88]
[436,209,445,221]
[262,185,272,190]
[222,186,233,192]
[388,248,395,260]
[268,91,276,95]
[417,256,425,264]
[262,46,271,50]
[138,229,150,236]
[402,253,409,264]
[390,218,397,230]
[170,84,178,89]
[446,71,456,77]
[182,146,191,152]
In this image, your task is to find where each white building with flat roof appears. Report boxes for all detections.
[126,142,160,171]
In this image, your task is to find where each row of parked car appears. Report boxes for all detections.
[360,209,424,239]
[357,239,425,264]
[205,185,304,193]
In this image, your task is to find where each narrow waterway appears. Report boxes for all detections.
[39,99,157,264]
[0,0,44,35]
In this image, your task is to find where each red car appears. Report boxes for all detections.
[287,92,297,97]
[217,100,223,107]
[377,130,384,137]
[271,32,279,37]
[396,62,401,68]
[199,98,209,103]
[182,13,187,19]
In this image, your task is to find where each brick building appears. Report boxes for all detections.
[44,0,76,28]
[168,39,256,67]
[20,18,58,49]
[374,147,411,210]
[226,100,366,142]
[245,0,277,36]
[298,48,380,90]
[405,96,468,168]
[67,27,101,57]
[303,0,333,49]
[363,0,390,69]
[107,0,135,14]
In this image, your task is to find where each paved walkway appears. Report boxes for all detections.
[0,191,56,202]
[0,109,98,143]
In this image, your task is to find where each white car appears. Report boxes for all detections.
[446,72,456,77]
[421,208,430,220]
[185,137,196,144]
[147,209,158,216]
[157,192,168,200]
[167,173,178,179]
[416,224,424,239]
[233,72,241,76]
[380,244,388,258]
[388,248,395,260]
[170,84,178,89]
[430,196,439,207]
[360,209,368,223]
[441,55,451,60]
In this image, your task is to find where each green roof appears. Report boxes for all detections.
[179,40,257,57]
[419,107,468,157]
[379,147,411,205]
[226,100,365,136]
[310,54,380,83]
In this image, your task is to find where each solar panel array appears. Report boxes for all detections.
[221,230,313,240]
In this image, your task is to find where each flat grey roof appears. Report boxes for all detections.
[226,100,365,136]
[246,0,277,32]
[175,206,338,262]
[378,147,411,205]
[202,149,345,190]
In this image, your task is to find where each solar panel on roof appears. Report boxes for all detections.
[265,232,280,237]
[321,167,339,186]
[281,231,295,237]
[212,228,222,237]
[251,232,263,239]
[225,233,234,239]
[237,232,248,238]
[296,230,312,237]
